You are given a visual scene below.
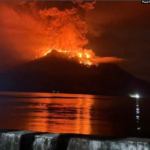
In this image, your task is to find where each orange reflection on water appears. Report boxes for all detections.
[23,94,94,134]
[0,92,136,136]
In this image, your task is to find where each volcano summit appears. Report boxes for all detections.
[0,50,150,96]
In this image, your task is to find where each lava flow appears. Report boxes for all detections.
[44,49,94,66]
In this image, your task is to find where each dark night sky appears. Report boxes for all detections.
[0,1,150,82]
[86,1,150,82]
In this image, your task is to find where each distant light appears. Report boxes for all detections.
[137,127,141,130]
[130,94,140,98]
[135,94,140,98]
[136,115,140,120]
[136,110,140,114]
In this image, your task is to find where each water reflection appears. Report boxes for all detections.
[136,98,141,131]
[0,92,137,136]
[26,97,94,134]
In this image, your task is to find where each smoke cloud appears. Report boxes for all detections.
[0,2,49,59]
[0,1,124,67]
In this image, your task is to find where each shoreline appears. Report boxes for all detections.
[0,129,150,150]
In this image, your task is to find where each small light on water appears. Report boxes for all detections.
[129,94,140,98]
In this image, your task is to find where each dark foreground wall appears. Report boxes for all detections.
[0,130,149,150]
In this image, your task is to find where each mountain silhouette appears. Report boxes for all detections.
[0,50,150,96]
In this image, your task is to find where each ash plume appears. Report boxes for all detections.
[0,1,124,66]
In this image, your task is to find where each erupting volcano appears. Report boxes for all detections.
[33,1,123,66]
[0,1,123,66]
[0,2,150,96]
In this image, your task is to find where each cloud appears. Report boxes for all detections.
[0,2,49,59]
[0,1,124,71]
[94,57,125,64]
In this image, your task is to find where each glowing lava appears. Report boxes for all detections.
[44,49,94,66]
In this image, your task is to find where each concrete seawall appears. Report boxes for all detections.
[0,130,150,150]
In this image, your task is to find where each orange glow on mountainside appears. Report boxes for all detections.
[44,49,94,66]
